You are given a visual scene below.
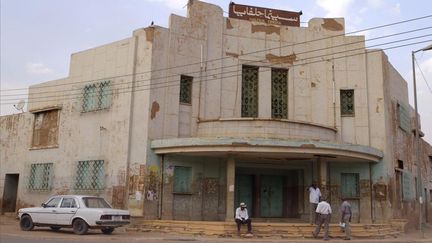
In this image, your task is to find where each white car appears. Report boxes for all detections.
[18,195,130,235]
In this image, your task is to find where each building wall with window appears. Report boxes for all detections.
[1,30,155,212]
[1,1,431,226]
[139,1,432,224]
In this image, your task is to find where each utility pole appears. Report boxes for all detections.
[411,43,432,236]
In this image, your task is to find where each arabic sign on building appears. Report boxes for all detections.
[229,3,300,27]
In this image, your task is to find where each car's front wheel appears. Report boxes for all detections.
[101,227,115,234]
[20,215,34,231]
[50,226,61,231]
[72,218,88,235]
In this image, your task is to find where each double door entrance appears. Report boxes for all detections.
[235,170,300,218]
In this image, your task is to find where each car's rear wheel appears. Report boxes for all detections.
[20,215,34,231]
[50,226,61,231]
[72,218,88,235]
[101,227,115,234]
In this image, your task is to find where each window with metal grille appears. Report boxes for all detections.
[341,173,359,198]
[241,65,259,117]
[32,109,59,148]
[173,166,192,194]
[397,102,410,132]
[75,160,105,191]
[340,90,355,116]
[28,163,53,191]
[82,81,111,112]
[271,68,288,119]
[179,75,193,104]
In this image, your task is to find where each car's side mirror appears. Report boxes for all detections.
[41,203,47,208]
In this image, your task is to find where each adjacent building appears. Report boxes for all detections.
[1,1,431,228]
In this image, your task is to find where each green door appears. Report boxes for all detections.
[261,175,283,217]
[235,174,253,217]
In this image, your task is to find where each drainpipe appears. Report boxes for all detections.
[369,162,375,223]
[158,154,165,219]
[332,63,336,129]
[364,50,372,147]
[124,34,139,209]
[198,44,203,121]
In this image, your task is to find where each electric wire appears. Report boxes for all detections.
[1,39,430,105]
[1,27,431,101]
[2,14,431,93]
[414,58,432,94]
[2,36,431,103]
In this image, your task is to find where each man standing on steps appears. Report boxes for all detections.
[313,196,332,241]
[235,202,252,236]
[340,198,352,240]
[308,181,321,224]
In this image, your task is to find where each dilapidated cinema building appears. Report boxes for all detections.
[1,1,431,228]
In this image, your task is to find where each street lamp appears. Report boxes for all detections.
[411,43,432,235]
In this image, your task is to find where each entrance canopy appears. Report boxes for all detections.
[151,138,383,163]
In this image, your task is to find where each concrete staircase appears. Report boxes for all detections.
[127,218,404,239]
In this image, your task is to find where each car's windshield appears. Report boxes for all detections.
[82,197,111,208]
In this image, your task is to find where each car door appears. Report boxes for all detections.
[54,197,78,225]
[32,197,62,224]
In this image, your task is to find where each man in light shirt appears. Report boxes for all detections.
[340,198,352,240]
[308,181,321,224]
[235,202,252,235]
[313,196,332,241]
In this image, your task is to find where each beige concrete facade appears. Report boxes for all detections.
[1,1,431,227]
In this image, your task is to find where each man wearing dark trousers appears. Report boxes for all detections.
[235,202,252,235]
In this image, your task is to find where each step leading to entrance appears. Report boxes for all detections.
[128,218,403,239]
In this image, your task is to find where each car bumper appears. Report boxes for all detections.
[95,220,130,226]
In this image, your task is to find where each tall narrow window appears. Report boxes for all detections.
[28,163,53,191]
[340,89,355,116]
[241,65,259,117]
[83,84,98,112]
[32,109,59,148]
[397,102,410,132]
[99,81,111,109]
[341,173,360,198]
[179,75,193,104]
[271,68,288,119]
[75,160,105,190]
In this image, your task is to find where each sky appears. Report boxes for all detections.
[1,0,431,143]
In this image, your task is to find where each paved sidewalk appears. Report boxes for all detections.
[1,215,431,242]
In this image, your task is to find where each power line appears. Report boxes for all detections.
[2,36,431,103]
[414,58,432,93]
[1,39,430,105]
[2,14,432,93]
[2,26,431,100]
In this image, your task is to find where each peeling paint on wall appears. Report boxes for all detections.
[151,101,160,120]
[251,24,280,35]
[226,52,239,58]
[321,19,343,31]
[145,27,155,42]
[266,53,296,65]
[376,98,383,113]
[112,186,125,208]
[226,19,234,29]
